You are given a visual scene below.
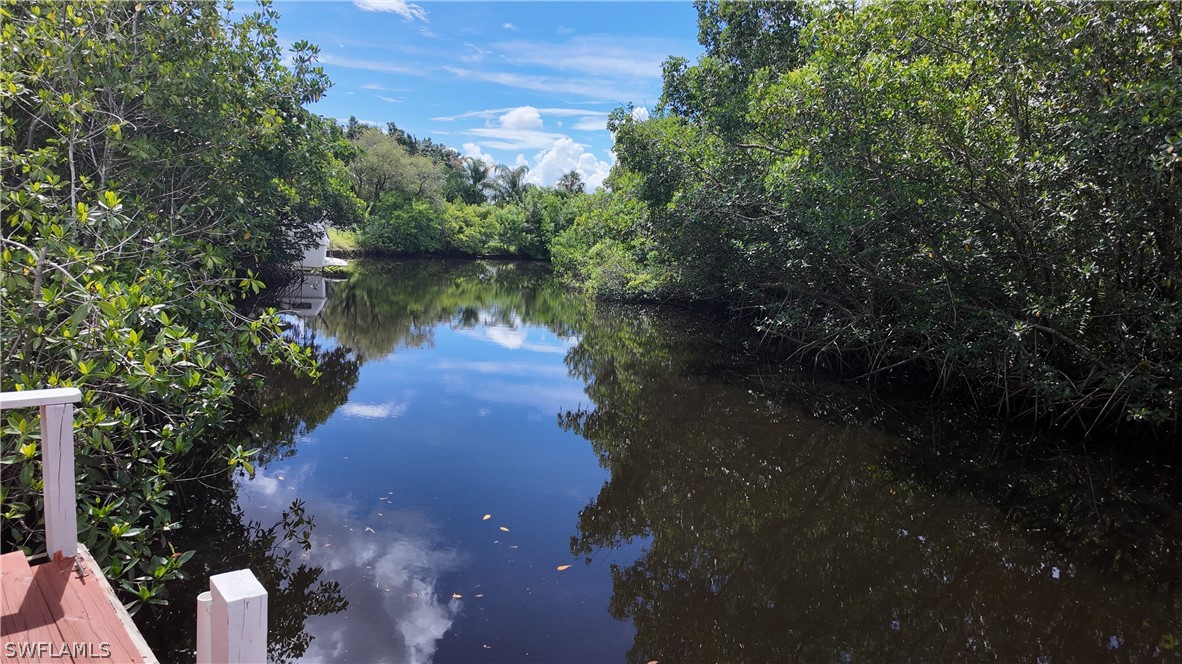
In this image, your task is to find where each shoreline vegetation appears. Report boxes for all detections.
[1,0,1178,630]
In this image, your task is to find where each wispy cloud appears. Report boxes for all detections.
[433,107,609,122]
[319,53,426,76]
[495,35,672,79]
[460,42,491,63]
[430,360,571,378]
[352,0,428,22]
[361,83,388,91]
[571,117,607,132]
[502,22,518,31]
[379,96,403,103]
[443,67,642,102]
[465,127,567,151]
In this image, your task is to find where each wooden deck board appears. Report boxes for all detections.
[0,550,155,663]
[2,552,68,664]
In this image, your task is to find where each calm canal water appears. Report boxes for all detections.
[143,259,1179,663]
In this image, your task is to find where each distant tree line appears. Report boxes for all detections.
[338,116,590,259]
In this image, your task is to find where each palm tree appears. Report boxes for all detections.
[558,169,585,194]
[461,157,492,204]
[492,164,532,204]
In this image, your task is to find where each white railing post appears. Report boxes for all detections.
[0,387,82,561]
[205,569,268,664]
[41,402,78,560]
[196,591,213,664]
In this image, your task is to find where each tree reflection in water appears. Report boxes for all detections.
[563,305,1181,662]
[139,333,358,663]
[311,259,582,362]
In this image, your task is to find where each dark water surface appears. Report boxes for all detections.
[142,259,1180,663]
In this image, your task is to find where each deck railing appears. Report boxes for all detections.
[0,387,82,562]
[0,388,268,664]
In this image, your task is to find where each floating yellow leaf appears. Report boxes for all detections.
[556,565,572,571]
[482,514,491,520]
[499,526,510,532]
[647,660,659,664]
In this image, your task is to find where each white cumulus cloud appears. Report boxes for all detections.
[461,142,497,167]
[498,106,543,131]
[525,137,613,190]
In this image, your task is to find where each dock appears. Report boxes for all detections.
[0,388,267,664]
[1,547,153,663]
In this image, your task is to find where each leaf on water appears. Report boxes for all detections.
[499,526,510,532]
[451,593,462,599]
[647,661,659,664]
[277,475,285,480]
[365,527,375,533]
[483,645,492,650]
[556,565,572,571]
[482,514,491,520]
[408,592,419,598]
[474,594,484,598]
[509,545,518,549]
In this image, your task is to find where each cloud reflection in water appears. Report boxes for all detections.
[241,469,462,664]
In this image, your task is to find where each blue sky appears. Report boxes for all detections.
[270,1,703,188]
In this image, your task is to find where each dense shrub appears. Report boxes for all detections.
[569,1,1182,433]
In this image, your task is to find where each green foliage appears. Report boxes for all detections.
[579,0,1182,432]
[356,188,578,259]
[0,0,351,607]
[359,194,446,254]
[552,172,669,299]
[348,126,445,205]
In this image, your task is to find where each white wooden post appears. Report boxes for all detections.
[0,388,82,561]
[196,591,213,664]
[41,402,78,560]
[205,569,268,664]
